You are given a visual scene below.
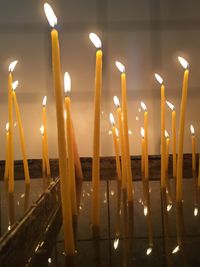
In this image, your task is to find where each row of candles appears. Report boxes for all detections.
[3,2,196,256]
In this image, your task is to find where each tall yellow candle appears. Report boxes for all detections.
[8,61,17,193]
[165,130,170,172]
[166,101,176,178]
[176,57,189,202]
[42,96,51,177]
[116,61,133,202]
[155,73,166,188]
[190,125,196,172]
[12,81,30,184]
[89,33,103,227]
[109,113,121,180]
[114,96,127,188]
[4,123,9,179]
[40,125,46,176]
[141,127,145,175]
[64,72,77,216]
[141,102,149,180]
[44,3,74,254]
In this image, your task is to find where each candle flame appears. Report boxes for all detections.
[136,116,139,121]
[89,33,101,48]
[115,128,119,137]
[64,72,71,93]
[167,204,172,212]
[166,101,175,111]
[6,122,9,132]
[194,207,198,216]
[8,60,18,72]
[40,125,44,135]
[141,127,145,138]
[128,129,132,135]
[146,248,152,256]
[178,56,189,69]
[113,238,119,250]
[109,113,115,125]
[165,130,169,138]
[108,130,112,135]
[190,124,195,135]
[44,3,57,27]
[144,206,148,216]
[154,73,163,84]
[115,61,125,73]
[42,96,47,106]
[113,96,120,107]
[12,80,19,90]
[172,245,180,254]
[141,101,147,111]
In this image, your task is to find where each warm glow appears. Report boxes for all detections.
[113,96,120,107]
[109,113,115,125]
[146,248,152,256]
[6,122,9,132]
[141,101,147,111]
[40,125,44,135]
[172,245,180,254]
[136,116,139,121]
[115,128,119,137]
[114,238,119,250]
[44,3,57,27]
[165,130,169,138]
[144,206,148,216]
[108,130,112,135]
[167,204,172,212]
[89,33,101,48]
[178,56,189,70]
[128,129,132,135]
[194,207,198,216]
[115,61,125,73]
[12,80,19,91]
[166,101,175,111]
[8,60,18,72]
[141,127,145,138]
[42,96,47,106]
[64,72,71,93]
[154,73,163,84]
[190,124,195,135]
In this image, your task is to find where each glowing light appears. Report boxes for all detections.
[12,80,19,91]
[108,130,112,135]
[6,122,9,132]
[40,125,44,135]
[109,113,115,125]
[138,108,141,112]
[141,127,145,138]
[48,258,52,263]
[136,116,139,121]
[44,3,57,27]
[89,33,101,48]
[113,238,119,250]
[115,61,125,73]
[178,56,189,69]
[166,101,175,111]
[144,206,148,216]
[9,60,18,72]
[165,130,169,138]
[190,124,195,135]
[8,225,11,231]
[172,245,180,254]
[128,129,132,135]
[154,73,163,84]
[113,96,120,107]
[42,96,47,106]
[115,128,119,137]
[167,204,172,212]
[64,72,71,93]
[194,207,198,216]
[146,248,152,255]
[141,101,147,111]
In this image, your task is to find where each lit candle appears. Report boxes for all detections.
[116,61,133,202]
[4,123,9,179]
[89,32,103,227]
[42,96,51,177]
[166,101,176,178]
[141,127,145,175]
[141,101,149,180]
[109,112,121,180]
[40,125,46,176]
[176,57,189,202]
[165,130,170,173]
[8,60,18,193]
[190,125,196,172]
[44,3,74,254]
[114,96,127,188]
[155,73,166,188]
[12,81,30,184]
[64,72,77,216]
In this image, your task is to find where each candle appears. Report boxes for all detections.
[114,96,127,188]
[141,101,149,180]
[155,73,166,188]
[4,123,9,179]
[189,125,196,173]
[176,57,189,202]
[42,96,51,177]
[40,125,46,176]
[64,72,77,216]
[44,3,74,254]
[109,112,121,180]
[89,33,103,227]
[165,130,170,173]
[8,60,18,193]
[115,61,133,202]
[141,127,145,175]
[12,81,30,184]
[166,101,176,178]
